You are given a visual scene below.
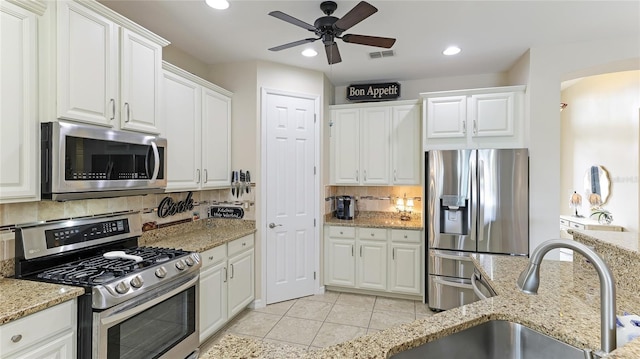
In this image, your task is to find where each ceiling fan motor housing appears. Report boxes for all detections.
[320,1,338,16]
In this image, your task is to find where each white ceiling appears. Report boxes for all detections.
[99,0,640,86]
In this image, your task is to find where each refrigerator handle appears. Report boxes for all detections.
[470,152,478,243]
[478,159,485,244]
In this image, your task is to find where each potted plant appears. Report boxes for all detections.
[590,209,613,225]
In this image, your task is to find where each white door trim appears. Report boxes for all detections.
[259,87,321,305]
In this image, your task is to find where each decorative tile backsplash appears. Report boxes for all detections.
[324,185,423,215]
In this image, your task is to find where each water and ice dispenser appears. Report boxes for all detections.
[439,195,469,235]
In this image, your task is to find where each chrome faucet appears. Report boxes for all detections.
[517,239,616,357]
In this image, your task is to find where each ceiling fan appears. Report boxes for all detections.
[268,1,396,65]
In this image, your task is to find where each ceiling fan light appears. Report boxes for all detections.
[205,0,229,10]
[301,48,318,57]
[443,46,461,56]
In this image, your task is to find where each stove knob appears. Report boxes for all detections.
[130,275,144,288]
[185,257,195,266]
[155,266,167,278]
[192,253,201,263]
[175,260,186,271]
[115,281,130,294]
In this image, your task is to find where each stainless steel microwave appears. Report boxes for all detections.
[41,121,167,201]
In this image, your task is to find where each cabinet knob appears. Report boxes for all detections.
[242,242,246,246]
[340,231,343,235]
[208,256,214,260]
[404,235,408,239]
[11,334,22,343]
[370,233,374,237]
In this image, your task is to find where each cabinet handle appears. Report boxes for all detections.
[355,170,359,182]
[230,264,234,279]
[351,245,354,257]
[204,169,208,183]
[462,120,467,134]
[473,120,477,135]
[393,248,395,260]
[196,169,201,183]
[364,170,367,181]
[394,170,397,182]
[110,99,115,121]
[11,334,22,343]
[360,245,362,257]
[223,267,228,283]
[124,102,131,122]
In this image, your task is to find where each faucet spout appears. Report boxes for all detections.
[516,239,616,355]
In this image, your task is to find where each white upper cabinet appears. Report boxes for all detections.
[162,62,232,192]
[331,100,420,185]
[55,0,167,133]
[0,1,40,203]
[422,86,525,150]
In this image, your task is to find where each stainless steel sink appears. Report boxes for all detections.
[390,320,587,359]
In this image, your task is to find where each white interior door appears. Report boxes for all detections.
[265,91,316,304]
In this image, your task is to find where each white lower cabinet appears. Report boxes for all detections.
[0,299,76,359]
[324,226,422,296]
[199,234,254,343]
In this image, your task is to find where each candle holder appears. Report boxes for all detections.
[396,194,414,221]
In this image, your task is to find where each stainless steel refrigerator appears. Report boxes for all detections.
[426,149,529,311]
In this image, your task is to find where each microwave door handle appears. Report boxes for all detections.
[148,141,160,183]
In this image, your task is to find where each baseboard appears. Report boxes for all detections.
[316,285,326,295]
[250,298,265,309]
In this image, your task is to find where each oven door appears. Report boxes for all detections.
[93,273,199,359]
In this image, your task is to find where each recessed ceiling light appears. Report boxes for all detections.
[443,46,461,56]
[205,0,229,10]
[302,48,318,57]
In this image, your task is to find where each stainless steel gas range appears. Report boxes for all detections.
[14,212,201,359]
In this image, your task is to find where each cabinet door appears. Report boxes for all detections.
[357,240,387,291]
[332,109,360,184]
[162,71,201,191]
[360,107,391,184]
[0,2,39,203]
[325,238,356,287]
[425,96,467,139]
[392,105,421,185]
[199,261,227,343]
[201,88,231,189]
[228,248,254,318]
[57,1,118,126]
[389,243,421,295]
[120,28,162,134]
[469,92,514,138]
[6,331,74,359]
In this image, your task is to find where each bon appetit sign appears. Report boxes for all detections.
[347,82,400,102]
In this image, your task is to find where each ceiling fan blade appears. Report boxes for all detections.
[269,11,317,32]
[334,1,377,31]
[342,34,396,48]
[325,43,342,64]
[269,38,318,52]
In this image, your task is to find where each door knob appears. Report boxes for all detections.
[268,223,282,229]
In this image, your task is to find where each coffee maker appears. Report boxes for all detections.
[335,196,355,220]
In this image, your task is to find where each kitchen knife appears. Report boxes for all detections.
[239,170,245,198]
[231,171,235,196]
[246,171,251,193]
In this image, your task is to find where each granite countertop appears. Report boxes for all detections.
[140,219,256,252]
[206,231,640,358]
[324,212,423,230]
[0,278,84,325]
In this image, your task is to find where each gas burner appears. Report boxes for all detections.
[91,271,117,284]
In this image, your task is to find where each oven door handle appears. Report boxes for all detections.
[147,141,161,184]
[99,273,198,327]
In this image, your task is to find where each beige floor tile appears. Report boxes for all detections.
[374,297,416,314]
[369,310,416,330]
[335,292,376,310]
[311,322,368,348]
[415,301,437,319]
[299,291,340,304]
[325,303,372,328]
[265,317,323,345]
[367,328,381,335]
[262,338,310,350]
[285,299,333,321]
[254,299,297,315]
[226,311,282,338]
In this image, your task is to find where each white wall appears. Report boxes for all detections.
[333,72,509,104]
[520,36,639,257]
[560,70,640,232]
[162,45,210,80]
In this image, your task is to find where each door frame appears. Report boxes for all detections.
[259,87,321,305]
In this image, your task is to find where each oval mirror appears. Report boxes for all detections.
[583,165,611,206]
